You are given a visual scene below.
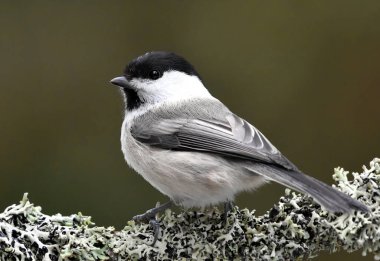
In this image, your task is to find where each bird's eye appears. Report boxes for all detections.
[149,70,161,80]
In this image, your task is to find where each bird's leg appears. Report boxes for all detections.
[133,201,172,246]
[133,201,172,222]
[223,201,234,224]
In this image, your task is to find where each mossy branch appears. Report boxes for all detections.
[1,158,379,260]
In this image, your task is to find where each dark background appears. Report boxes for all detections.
[1,2,379,260]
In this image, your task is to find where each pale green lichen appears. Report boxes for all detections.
[0,158,379,260]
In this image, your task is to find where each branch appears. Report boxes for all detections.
[1,158,379,260]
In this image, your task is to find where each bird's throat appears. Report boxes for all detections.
[123,88,143,111]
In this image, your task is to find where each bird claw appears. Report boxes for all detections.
[132,201,172,246]
[133,212,155,223]
[149,219,160,246]
[223,201,234,225]
[133,210,160,246]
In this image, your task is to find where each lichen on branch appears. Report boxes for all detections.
[1,158,379,260]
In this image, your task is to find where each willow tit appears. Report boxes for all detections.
[110,51,368,244]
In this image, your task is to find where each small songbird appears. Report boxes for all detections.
[110,51,368,244]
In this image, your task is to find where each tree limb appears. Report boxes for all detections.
[1,158,379,260]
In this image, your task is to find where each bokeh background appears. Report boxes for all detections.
[1,2,379,260]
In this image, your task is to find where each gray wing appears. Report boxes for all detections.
[131,113,298,171]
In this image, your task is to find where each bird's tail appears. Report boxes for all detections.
[245,164,369,213]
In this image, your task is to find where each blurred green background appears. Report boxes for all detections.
[1,1,379,260]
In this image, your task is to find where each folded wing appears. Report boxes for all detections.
[131,113,298,171]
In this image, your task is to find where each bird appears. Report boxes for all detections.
[110,51,368,245]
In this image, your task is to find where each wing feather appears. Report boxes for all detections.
[131,113,298,171]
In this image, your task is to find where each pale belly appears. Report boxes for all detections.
[121,128,266,208]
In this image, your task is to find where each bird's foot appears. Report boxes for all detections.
[223,201,234,225]
[133,201,172,246]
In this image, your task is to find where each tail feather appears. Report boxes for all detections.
[246,164,369,213]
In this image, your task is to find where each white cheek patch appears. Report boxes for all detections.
[137,71,212,104]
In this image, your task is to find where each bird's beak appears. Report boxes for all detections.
[110,76,130,88]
